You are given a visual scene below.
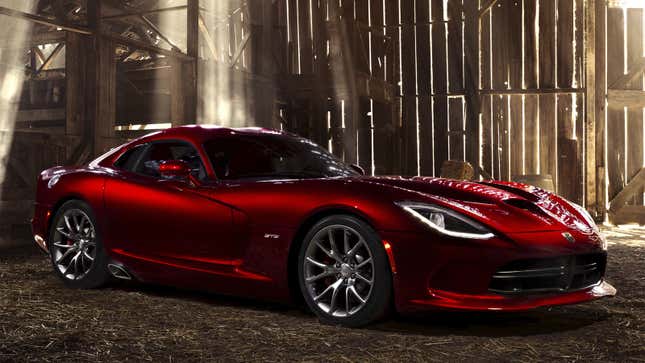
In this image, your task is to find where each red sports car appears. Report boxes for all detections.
[31,126,616,327]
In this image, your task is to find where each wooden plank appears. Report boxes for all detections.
[538,0,557,188]
[607,89,645,109]
[371,0,385,80]
[463,0,480,170]
[491,1,509,179]
[298,0,314,74]
[448,97,465,161]
[593,0,607,216]
[16,108,65,122]
[401,0,418,175]
[447,0,464,93]
[626,8,644,205]
[287,0,299,73]
[606,8,626,201]
[612,206,645,225]
[480,4,493,177]
[432,0,448,176]
[609,168,645,213]
[0,6,92,35]
[523,0,539,175]
[416,0,433,175]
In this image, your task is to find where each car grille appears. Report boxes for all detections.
[488,253,606,294]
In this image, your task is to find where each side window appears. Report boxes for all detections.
[204,138,273,179]
[134,141,207,181]
[113,144,147,172]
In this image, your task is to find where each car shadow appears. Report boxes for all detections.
[114,281,609,338]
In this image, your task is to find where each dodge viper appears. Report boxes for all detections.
[31,125,616,327]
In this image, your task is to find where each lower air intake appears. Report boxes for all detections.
[489,253,606,294]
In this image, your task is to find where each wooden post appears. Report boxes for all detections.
[184,0,198,124]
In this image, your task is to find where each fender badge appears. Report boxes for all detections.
[264,233,280,239]
[562,232,576,243]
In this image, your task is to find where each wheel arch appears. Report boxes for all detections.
[47,195,90,239]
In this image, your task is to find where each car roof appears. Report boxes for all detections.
[145,125,287,141]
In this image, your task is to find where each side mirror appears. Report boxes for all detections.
[350,164,366,175]
[159,160,191,179]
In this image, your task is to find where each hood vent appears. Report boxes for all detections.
[504,198,546,216]
[480,182,540,202]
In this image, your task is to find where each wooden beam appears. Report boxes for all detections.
[36,42,64,74]
[102,33,193,60]
[607,89,645,108]
[479,0,500,18]
[102,5,188,20]
[0,31,66,48]
[230,32,252,68]
[198,14,218,60]
[611,206,645,225]
[480,87,585,95]
[607,0,645,8]
[16,108,65,122]
[0,6,92,35]
[609,167,645,213]
[139,15,181,51]
[608,57,645,89]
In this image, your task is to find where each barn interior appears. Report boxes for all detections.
[0,0,643,361]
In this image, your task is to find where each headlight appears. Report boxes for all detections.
[566,200,598,231]
[396,202,495,240]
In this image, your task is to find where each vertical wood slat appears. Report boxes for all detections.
[385,0,402,174]
[491,2,508,180]
[355,0,371,169]
[626,9,644,205]
[480,3,493,177]
[606,8,625,201]
[557,0,578,201]
[401,0,418,175]
[524,0,539,175]
[287,0,299,73]
[432,0,448,176]
[416,0,433,175]
[371,0,385,80]
[447,0,463,93]
[447,1,464,163]
[508,0,523,178]
[539,0,557,189]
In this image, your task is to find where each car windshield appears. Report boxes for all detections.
[203,133,359,180]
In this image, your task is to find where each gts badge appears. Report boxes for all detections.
[264,233,280,240]
[562,232,576,244]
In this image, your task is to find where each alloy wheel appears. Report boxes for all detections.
[51,209,97,280]
[303,224,375,317]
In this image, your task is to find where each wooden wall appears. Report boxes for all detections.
[277,0,589,203]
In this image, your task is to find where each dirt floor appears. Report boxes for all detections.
[0,226,643,362]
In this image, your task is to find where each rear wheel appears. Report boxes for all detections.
[48,200,110,289]
[298,215,392,327]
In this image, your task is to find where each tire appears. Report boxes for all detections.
[297,215,393,327]
[48,200,111,289]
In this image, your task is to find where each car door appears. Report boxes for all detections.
[103,139,241,272]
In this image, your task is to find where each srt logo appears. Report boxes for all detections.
[264,233,280,239]
[562,232,576,243]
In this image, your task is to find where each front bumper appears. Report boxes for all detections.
[408,280,616,311]
[381,229,616,313]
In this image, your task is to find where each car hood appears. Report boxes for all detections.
[356,176,595,234]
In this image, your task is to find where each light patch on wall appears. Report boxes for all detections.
[0,0,37,201]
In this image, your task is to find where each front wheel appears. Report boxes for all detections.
[48,200,111,289]
[297,215,393,327]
